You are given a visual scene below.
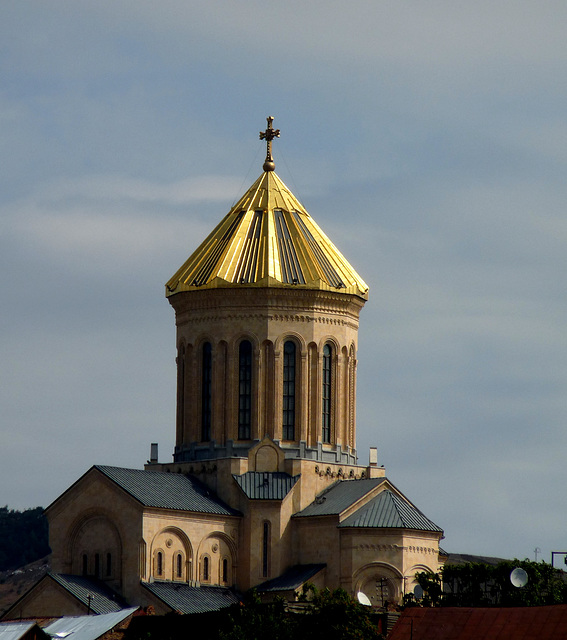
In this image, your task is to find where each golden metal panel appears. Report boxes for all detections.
[166,170,368,300]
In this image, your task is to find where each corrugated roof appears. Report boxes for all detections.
[142,582,239,614]
[49,574,126,614]
[338,490,443,532]
[0,622,42,640]
[165,170,368,300]
[233,472,300,500]
[294,478,386,518]
[43,608,137,640]
[95,466,240,516]
[256,564,326,593]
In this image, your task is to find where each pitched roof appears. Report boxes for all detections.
[233,472,300,500]
[94,466,240,516]
[142,582,239,614]
[165,170,368,299]
[43,608,137,640]
[293,478,387,518]
[48,574,126,614]
[256,564,326,593]
[389,605,567,640]
[338,490,443,532]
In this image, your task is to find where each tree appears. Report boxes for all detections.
[414,559,567,608]
[0,506,50,571]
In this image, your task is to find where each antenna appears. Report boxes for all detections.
[357,591,372,606]
[510,567,528,588]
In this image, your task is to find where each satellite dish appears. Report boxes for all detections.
[510,567,528,588]
[357,591,372,606]
[413,584,424,599]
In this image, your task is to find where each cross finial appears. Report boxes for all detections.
[259,116,280,172]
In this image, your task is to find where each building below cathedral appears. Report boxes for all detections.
[3,118,445,620]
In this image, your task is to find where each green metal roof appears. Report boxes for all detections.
[142,581,239,614]
[293,478,387,517]
[95,466,240,516]
[48,573,126,614]
[338,490,443,533]
[233,472,300,500]
[256,564,326,593]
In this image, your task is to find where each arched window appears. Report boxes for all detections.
[262,521,271,578]
[322,344,332,443]
[82,554,88,576]
[238,340,252,439]
[201,342,212,441]
[222,557,229,583]
[176,553,183,579]
[202,555,210,581]
[156,551,163,577]
[283,340,296,440]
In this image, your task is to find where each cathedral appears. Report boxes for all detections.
[4,118,445,619]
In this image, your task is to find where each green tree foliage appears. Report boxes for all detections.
[218,587,380,640]
[413,559,567,608]
[0,506,50,571]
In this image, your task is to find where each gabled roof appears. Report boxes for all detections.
[256,564,326,593]
[48,574,126,614]
[338,490,443,532]
[293,478,387,517]
[43,608,138,640]
[165,170,368,299]
[94,466,240,516]
[142,582,239,614]
[233,472,300,500]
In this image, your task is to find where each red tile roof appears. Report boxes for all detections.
[388,605,567,640]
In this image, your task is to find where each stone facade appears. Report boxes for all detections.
[4,134,446,619]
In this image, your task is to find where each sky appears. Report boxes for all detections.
[1,1,567,564]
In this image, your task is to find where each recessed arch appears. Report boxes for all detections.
[353,562,404,607]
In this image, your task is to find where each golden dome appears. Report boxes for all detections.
[166,119,368,300]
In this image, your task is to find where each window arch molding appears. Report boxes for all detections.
[150,527,194,581]
[274,332,306,354]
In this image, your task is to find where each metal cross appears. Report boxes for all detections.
[259,116,280,171]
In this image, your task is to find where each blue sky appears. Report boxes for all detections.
[2,1,567,563]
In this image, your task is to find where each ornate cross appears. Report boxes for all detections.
[259,116,280,171]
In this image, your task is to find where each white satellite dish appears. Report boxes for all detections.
[413,584,424,599]
[357,591,372,606]
[510,567,528,588]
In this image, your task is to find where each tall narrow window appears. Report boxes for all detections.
[94,553,100,578]
[238,340,252,439]
[157,551,163,576]
[203,556,209,581]
[262,521,271,578]
[201,342,212,441]
[106,552,112,577]
[82,554,88,576]
[176,553,183,579]
[222,558,228,583]
[177,344,185,435]
[283,340,296,440]
[322,344,332,443]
